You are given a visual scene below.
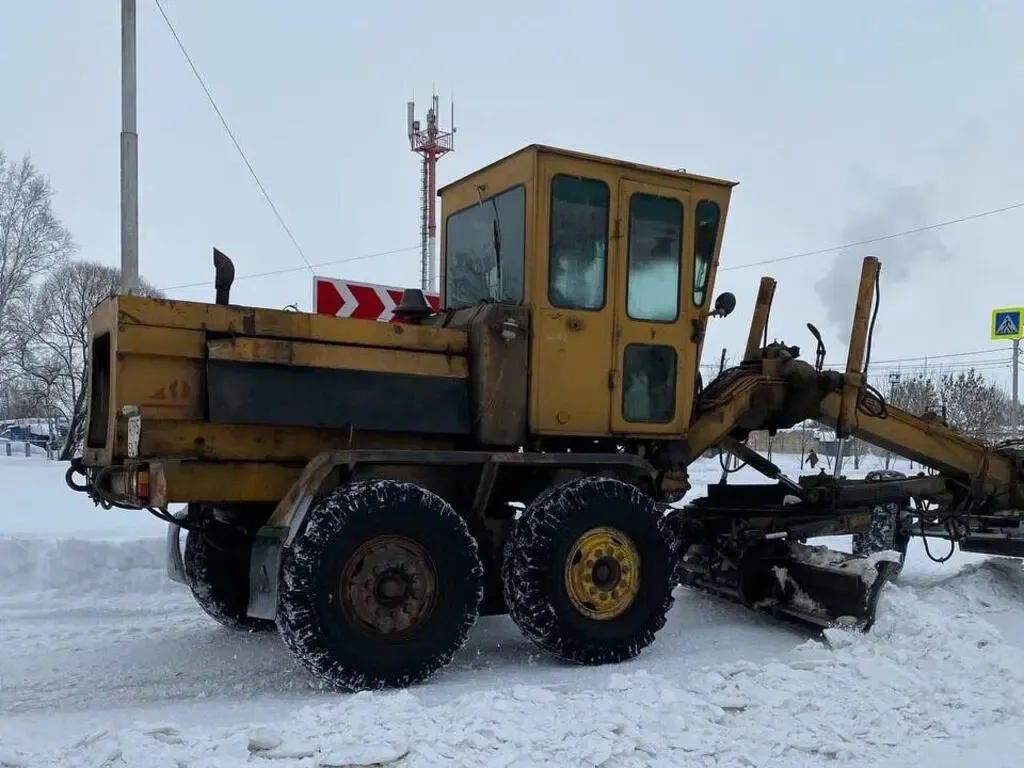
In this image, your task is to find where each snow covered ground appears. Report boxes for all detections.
[1,451,1023,767]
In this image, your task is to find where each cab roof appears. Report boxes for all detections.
[437,143,738,196]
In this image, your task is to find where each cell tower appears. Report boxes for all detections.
[407,93,455,293]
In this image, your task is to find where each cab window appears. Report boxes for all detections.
[549,175,609,310]
[622,344,677,423]
[445,185,526,310]
[693,200,721,307]
[626,193,683,322]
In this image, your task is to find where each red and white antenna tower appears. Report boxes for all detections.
[407,93,455,293]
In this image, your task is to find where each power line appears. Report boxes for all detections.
[865,360,1012,374]
[152,0,314,275]
[824,354,1013,375]
[159,244,421,292]
[827,348,1009,367]
[720,200,1024,273]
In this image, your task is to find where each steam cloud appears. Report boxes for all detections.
[814,184,952,343]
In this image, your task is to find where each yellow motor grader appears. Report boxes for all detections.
[67,144,1024,691]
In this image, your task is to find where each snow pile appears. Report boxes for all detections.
[0,536,169,599]
[0,455,172,599]
[899,555,1024,614]
[13,563,1024,768]
[0,457,166,540]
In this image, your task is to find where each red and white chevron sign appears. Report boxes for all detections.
[313,276,440,322]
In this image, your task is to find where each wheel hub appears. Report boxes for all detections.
[591,555,622,590]
[340,535,437,636]
[564,526,641,620]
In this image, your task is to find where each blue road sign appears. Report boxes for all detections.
[992,308,1024,341]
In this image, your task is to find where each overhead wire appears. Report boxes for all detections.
[826,356,1012,373]
[853,348,1013,365]
[720,200,1024,273]
[159,244,422,292]
[152,0,315,276]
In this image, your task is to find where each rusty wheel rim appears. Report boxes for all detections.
[339,535,438,637]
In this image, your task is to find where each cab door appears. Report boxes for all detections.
[610,179,693,436]
[529,166,617,437]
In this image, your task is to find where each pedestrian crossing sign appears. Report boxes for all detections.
[991,307,1024,340]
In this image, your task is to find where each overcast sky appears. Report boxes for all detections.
[5,0,1023,390]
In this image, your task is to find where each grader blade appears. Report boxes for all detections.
[758,543,902,631]
[679,539,901,632]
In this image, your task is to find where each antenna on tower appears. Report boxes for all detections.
[407,90,455,294]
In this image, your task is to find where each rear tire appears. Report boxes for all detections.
[183,526,276,632]
[502,476,675,665]
[275,480,484,691]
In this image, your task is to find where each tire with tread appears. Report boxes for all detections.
[501,476,675,666]
[275,479,484,691]
[183,526,275,632]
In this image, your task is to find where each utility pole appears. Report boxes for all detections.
[886,371,901,468]
[1014,338,1020,436]
[120,0,140,295]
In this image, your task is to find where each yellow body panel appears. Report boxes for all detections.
[83,292,471,472]
[119,421,456,463]
[206,337,468,378]
[104,295,468,354]
[158,461,300,504]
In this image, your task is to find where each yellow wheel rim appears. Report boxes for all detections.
[563,526,641,620]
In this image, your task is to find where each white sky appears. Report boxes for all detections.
[5,0,1023,391]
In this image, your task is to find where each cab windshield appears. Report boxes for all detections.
[444,185,525,309]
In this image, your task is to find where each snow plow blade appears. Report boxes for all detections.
[678,540,902,632]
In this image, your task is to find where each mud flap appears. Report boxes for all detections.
[744,542,901,632]
[247,525,288,621]
[165,522,186,585]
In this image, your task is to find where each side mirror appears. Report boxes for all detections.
[710,291,736,318]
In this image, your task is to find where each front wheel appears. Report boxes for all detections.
[502,476,675,666]
[275,480,484,691]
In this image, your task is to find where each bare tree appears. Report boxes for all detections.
[888,371,941,418]
[939,368,1011,441]
[0,152,75,366]
[869,369,941,468]
[700,350,732,382]
[16,260,162,458]
[0,377,39,421]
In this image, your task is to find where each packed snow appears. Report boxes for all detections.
[1,450,1023,767]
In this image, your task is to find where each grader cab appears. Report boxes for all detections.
[69,143,1024,692]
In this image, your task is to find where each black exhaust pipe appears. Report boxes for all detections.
[213,248,234,305]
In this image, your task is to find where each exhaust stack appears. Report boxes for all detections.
[213,248,234,306]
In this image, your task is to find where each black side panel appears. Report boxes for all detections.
[206,360,472,435]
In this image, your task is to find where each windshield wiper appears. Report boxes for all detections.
[490,198,503,298]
